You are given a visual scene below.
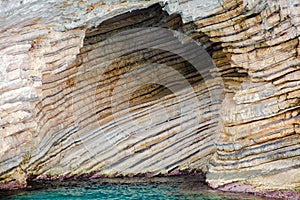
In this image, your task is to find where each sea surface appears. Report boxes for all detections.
[1,176,269,200]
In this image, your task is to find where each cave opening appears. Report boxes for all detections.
[1,1,300,198]
[69,2,221,176]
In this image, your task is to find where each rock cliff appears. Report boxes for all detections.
[0,0,299,198]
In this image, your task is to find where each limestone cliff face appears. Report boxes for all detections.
[0,0,299,196]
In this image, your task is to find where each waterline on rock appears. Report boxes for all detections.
[2,176,266,200]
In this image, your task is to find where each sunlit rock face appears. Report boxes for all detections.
[0,0,300,196]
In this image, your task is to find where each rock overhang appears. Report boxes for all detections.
[0,0,299,198]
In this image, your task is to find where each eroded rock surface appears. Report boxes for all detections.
[0,0,299,197]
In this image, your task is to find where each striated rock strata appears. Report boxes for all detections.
[0,0,299,198]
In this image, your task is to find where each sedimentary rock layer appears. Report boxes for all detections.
[0,2,222,189]
[0,0,299,198]
[200,0,300,192]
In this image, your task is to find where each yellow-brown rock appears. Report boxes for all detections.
[0,0,299,198]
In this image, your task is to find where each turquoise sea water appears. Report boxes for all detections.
[1,176,265,200]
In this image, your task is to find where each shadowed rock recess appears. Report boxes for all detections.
[0,0,300,198]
